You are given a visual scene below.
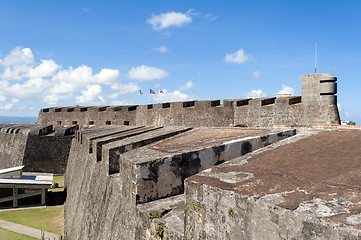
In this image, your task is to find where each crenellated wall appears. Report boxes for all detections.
[37,73,340,128]
[37,95,339,128]
[135,99,235,127]
[38,105,138,127]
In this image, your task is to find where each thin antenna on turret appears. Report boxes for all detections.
[315,42,317,73]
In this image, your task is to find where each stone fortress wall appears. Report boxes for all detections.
[64,125,298,239]
[2,73,356,240]
[37,73,340,128]
[0,124,76,174]
[60,73,361,240]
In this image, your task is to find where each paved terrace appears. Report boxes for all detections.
[185,130,361,239]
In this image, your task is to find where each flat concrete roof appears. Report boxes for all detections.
[189,130,361,228]
[0,172,53,186]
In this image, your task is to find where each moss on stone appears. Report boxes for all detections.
[149,210,166,220]
[156,224,165,239]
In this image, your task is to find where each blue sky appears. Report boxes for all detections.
[0,1,360,124]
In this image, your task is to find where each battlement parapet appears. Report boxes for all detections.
[38,96,338,128]
[37,73,340,128]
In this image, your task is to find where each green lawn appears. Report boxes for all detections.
[50,175,65,192]
[0,206,63,235]
[0,227,37,240]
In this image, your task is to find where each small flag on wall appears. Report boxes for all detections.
[150,89,155,94]
[139,90,143,95]
[159,89,164,94]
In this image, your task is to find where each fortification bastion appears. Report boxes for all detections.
[2,73,360,239]
[64,125,296,239]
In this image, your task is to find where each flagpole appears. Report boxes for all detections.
[315,41,317,73]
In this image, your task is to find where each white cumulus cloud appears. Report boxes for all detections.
[0,64,32,81]
[278,85,295,95]
[3,77,49,100]
[27,59,60,78]
[128,65,169,81]
[0,47,34,69]
[110,82,140,98]
[147,10,193,30]
[224,48,251,64]
[43,94,71,106]
[75,85,105,105]
[242,89,267,98]
[153,89,196,102]
[52,65,93,85]
[179,81,194,90]
[94,68,120,84]
[0,46,139,109]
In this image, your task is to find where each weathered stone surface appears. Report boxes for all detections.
[123,128,295,204]
[64,126,295,239]
[38,97,340,128]
[184,130,361,239]
[137,194,185,240]
[38,74,340,128]
[0,124,73,174]
[64,126,194,240]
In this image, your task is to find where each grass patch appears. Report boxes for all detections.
[50,175,64,192]
[0,206,63,235]
[0,227,37,240]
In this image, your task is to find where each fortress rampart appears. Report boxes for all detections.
[37,73,340,128]
[2,73,361,239]
[0,124,76,174]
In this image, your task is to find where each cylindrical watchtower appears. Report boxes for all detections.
[301,73,340,125]
[301,73,337,105]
